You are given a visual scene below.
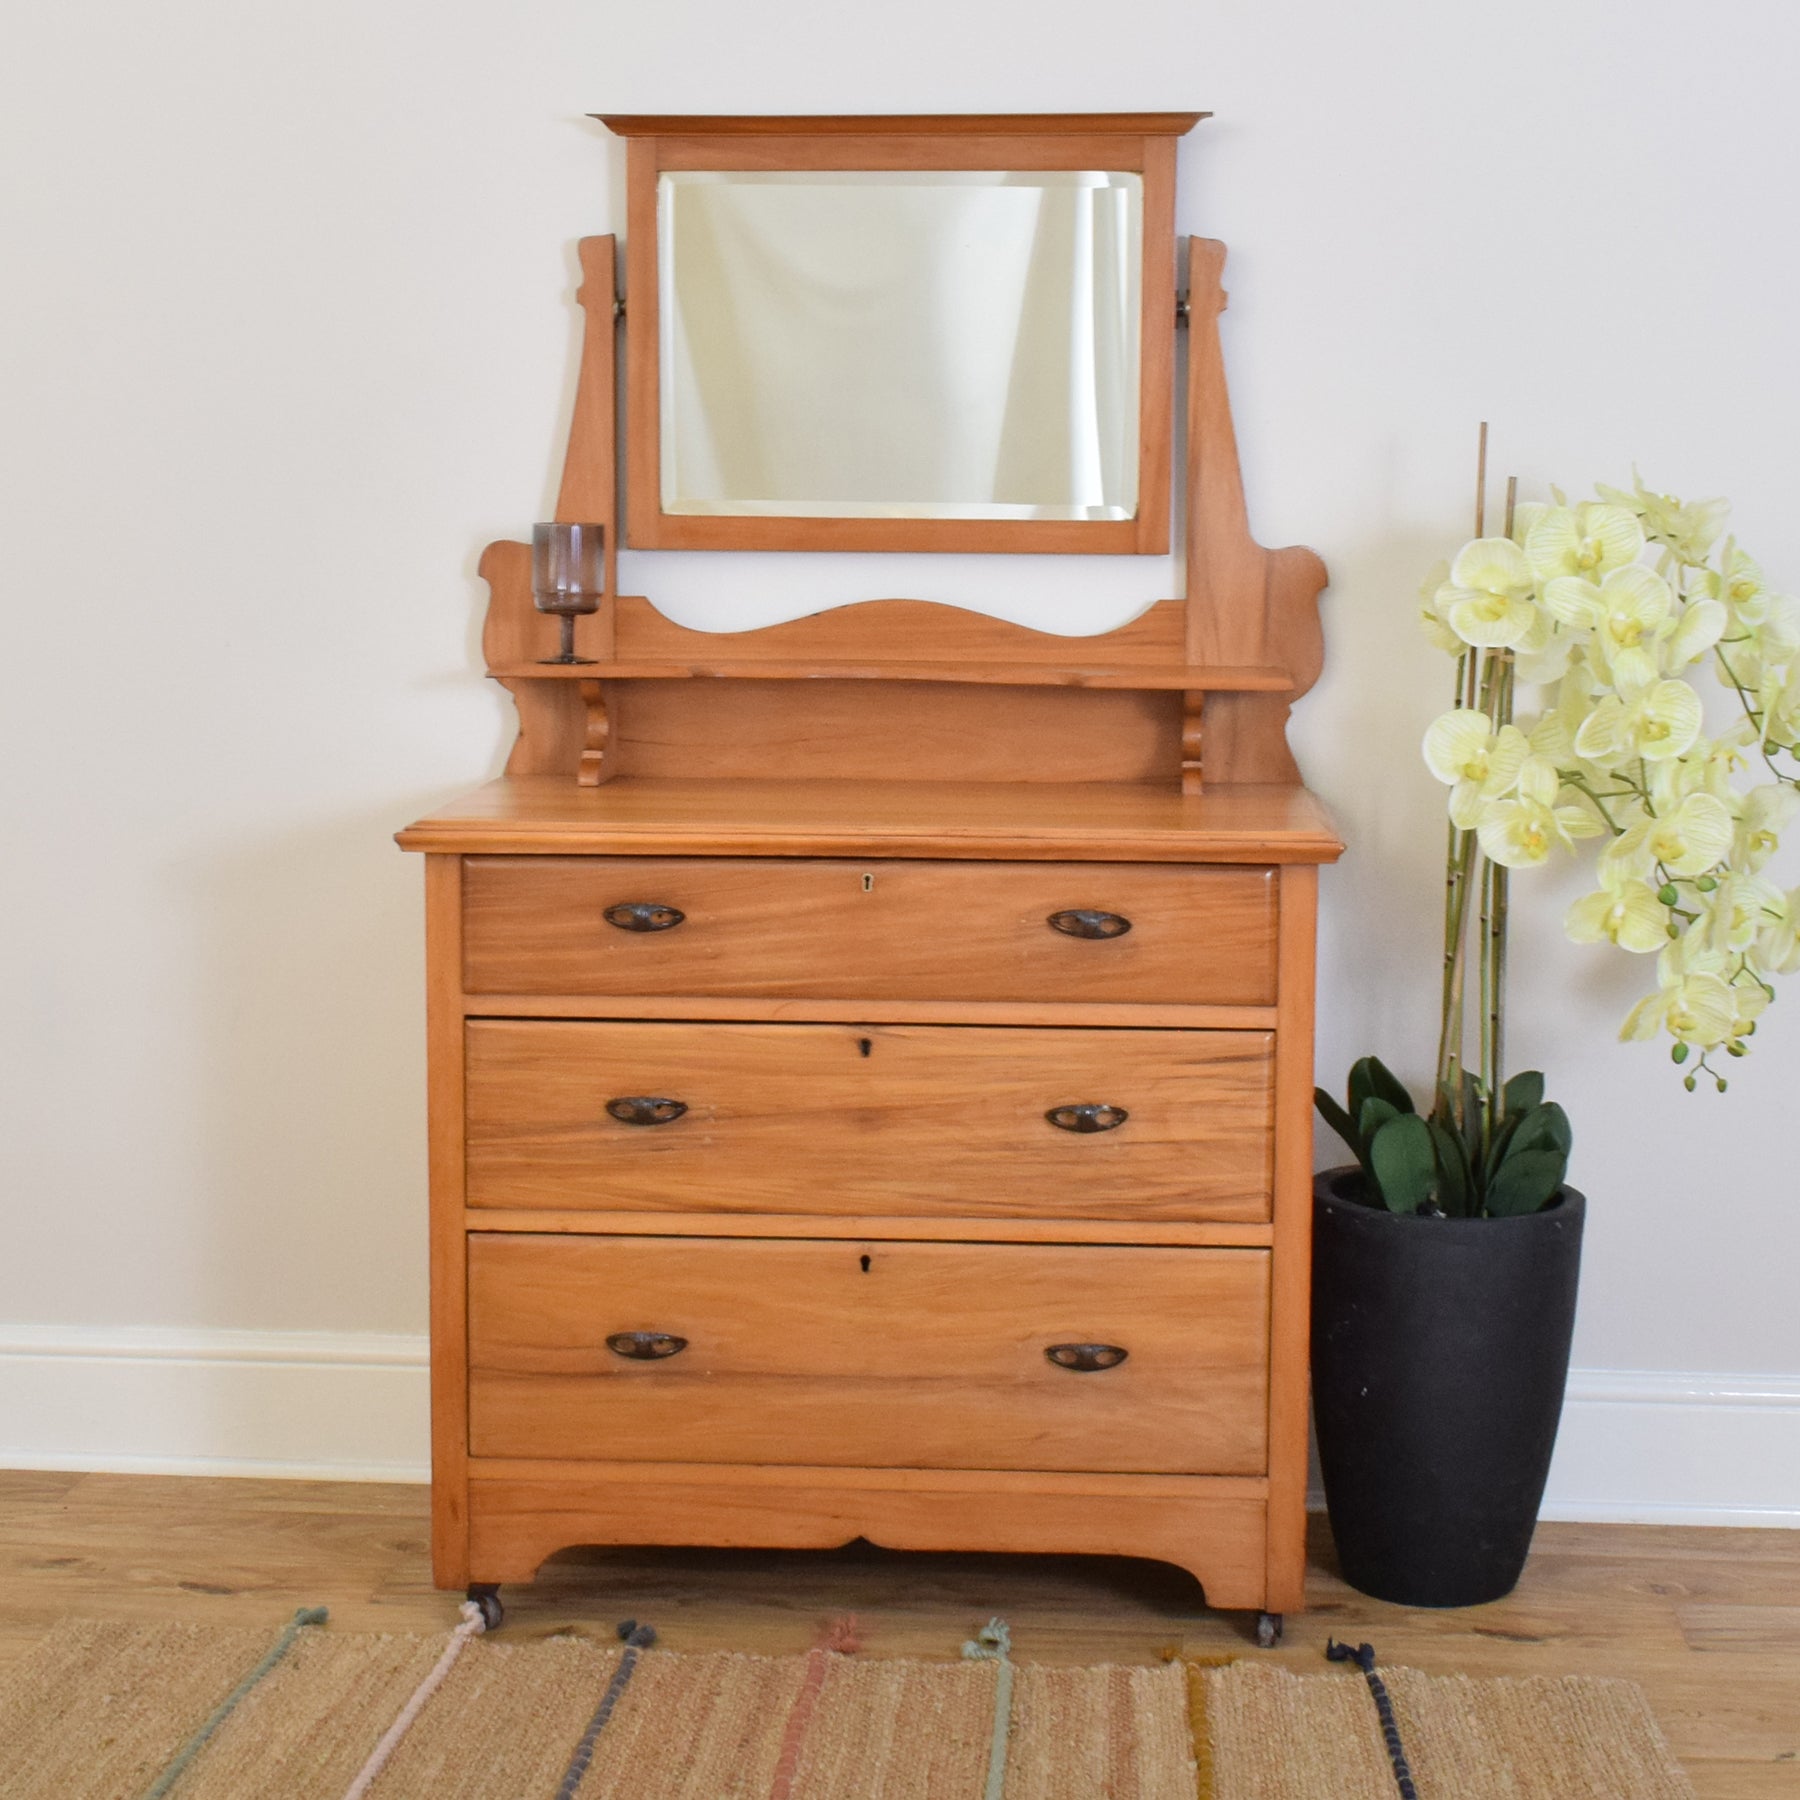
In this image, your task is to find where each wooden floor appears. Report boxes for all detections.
[0,1472,1793,1796]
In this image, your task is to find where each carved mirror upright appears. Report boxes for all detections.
[399,113,1340,1648]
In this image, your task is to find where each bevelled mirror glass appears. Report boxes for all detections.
[658,171,1143,525]
[606,115,1198,553]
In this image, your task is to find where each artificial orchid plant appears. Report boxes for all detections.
[1319,456,1795,1217]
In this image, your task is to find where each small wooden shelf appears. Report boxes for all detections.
[487,660,1295,692]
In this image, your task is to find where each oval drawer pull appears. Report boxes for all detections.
[605,1096,688,1126]
[604,902,686,933]
[606,1331,688,1361]
[1047,908,1132,940]
[1045,1103,1129,1134]
[1046,1342,1129,1372]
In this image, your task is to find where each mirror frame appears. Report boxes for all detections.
[598,113,1203,555]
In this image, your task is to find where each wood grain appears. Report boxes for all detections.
[603,679,1186,786]
[1265,864,1320,1615]
[461,855,1278,1004]
[462,1020,1274,1222]
[1180,238,1330,785]
[422,855,469,1587]
[596,114,1210,138]
[467,1236,1269,1475]
[397,778,1345,865]
[467,1466,1269,1610]
[462,1210,1275,1247]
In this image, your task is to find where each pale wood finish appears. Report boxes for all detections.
[487,236,619,779]
[467,1236,1269,1475]
[422,856,469,1585]
[1265,864,1320,1615]
[403,119,1341,1631]
[0,1476,1788,1797]
[456,995,1281,1030]
[1180,238,1330,785]
[467,1467,1270,1610]
[596,114,1211,138]
[399,776,1344,865]
[461,856,1278,1004]
[615,116,1188,555]
[605,679,1188,786]
[462,1020,1275,1222]
[464,1210,1275,1247]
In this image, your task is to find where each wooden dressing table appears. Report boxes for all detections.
[398,113,1340,1644]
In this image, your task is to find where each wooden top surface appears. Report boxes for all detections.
[396,777,1344,864]
[596,114,1208,139]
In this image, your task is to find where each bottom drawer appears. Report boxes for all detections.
[467,1235,1270,1476]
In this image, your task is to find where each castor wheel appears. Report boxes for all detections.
[1254,1611,1283,1649]
[466,1584,504,1631]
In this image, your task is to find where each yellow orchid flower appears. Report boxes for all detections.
[1697,873,1787,956]
[1422,712,1529,829]
[1597,477,1730,564]
[1475,761,1603,868]
[1574,668,1703,765]
[1565,867,1669,954]
[1438,537,1540,649]
[1731,785,1798,871]
[1708,543,1773,629]
[1526,503,1644,584]
[1603,790,1734,880]
[1620,969,1738,1048]
[1416,557,1462,653]
[1544,565,1674,688]
[1756,888,1800,974]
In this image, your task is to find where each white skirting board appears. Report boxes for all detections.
[1,1327,1796,1526]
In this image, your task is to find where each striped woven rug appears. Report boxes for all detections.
[0,1612,1695,1798]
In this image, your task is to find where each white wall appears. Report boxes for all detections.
[2,0,1796,1520]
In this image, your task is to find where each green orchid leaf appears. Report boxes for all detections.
[1358,1096,1401,1147]
[1485,1147,1568,1217]
[1501,1070,1545,1118]
[1370,1113,1436,1215]
[1426,1117,1471,1218]
[1314,1088,1366,1166]
[1350,1056,1414,1124]
[1507,1100,1573,1160]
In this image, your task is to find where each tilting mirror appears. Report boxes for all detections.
[604,116,1200,553]
[659,170,1143,525]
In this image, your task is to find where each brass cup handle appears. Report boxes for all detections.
[606,1331,688,1360]
[1046,1103,1129,1134]
[606,1096,688,1126]
[1047,908,1132,940]
[604,902,686,932]
[1046,1342,1129,1372]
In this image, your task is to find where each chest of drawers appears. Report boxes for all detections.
[399,195,1341,1635]
[400,776,1340,1634]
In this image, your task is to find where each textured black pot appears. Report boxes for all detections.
[1311,1168,1584,1607]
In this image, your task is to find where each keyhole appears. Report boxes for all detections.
[857,1037,872,1057]
[859,1254,872,1273]
[861,873,874,892]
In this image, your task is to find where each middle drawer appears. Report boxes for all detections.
[464,1019,1274,1222]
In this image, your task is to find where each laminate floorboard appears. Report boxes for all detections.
[0,1472,1793,1794]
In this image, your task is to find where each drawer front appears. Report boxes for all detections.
[468,1235,1270,1475]
[464,1020,1274,1222]
[462,857,1277,1005]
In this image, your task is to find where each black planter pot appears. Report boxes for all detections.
[1311,1168,1584,1607]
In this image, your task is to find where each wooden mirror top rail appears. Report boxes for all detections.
[469,213,1330,810]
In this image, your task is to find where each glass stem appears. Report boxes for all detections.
[559,612,578,661]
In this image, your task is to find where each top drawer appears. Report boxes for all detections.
[462,857,1277,1005]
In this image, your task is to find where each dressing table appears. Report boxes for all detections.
[397,113,1340,1644]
